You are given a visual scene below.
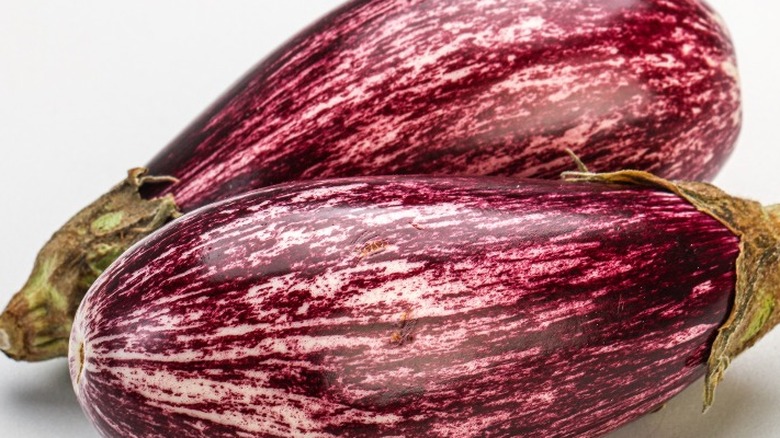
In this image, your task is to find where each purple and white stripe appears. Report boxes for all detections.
[71,176,739,437]
[145,0,741,211]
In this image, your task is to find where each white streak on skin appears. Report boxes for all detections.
[658,324,712,349]
[289,184,369,204]
[474,213,548,230]
[108,368,398,437]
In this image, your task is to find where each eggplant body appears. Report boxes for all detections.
[147,0,741,210]
[70,176,739,438]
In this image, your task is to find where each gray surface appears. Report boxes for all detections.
[0,1,778,436]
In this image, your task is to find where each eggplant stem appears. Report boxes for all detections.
[564,148,590,173]
[562,169,780,411]
[0,168,180,361]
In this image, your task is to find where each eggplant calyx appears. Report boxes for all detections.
[0,168,181,362]
[563,169,780,412]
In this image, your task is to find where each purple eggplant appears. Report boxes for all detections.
[149,0,741,211]
[0,0,741,361]
[68,172,780,438]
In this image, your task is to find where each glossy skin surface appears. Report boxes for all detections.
[146,0,741,211]
[71,177,739,438]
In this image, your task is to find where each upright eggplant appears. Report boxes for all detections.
[69,172,780,438]
[1,0,741,361]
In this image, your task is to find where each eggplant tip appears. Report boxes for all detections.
[0,313,42,361]
[0,328,9,352]
[0,315,22,358]
[70,341,85,387]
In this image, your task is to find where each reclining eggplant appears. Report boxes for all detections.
[69,172,779,437]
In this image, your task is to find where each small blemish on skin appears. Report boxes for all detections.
[410,221,425,230]
[359,239,388,258]
[390,310,417,346]
[77,342,85,384]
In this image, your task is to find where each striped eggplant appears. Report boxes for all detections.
[0,0,741,361]
[68,172,780,438]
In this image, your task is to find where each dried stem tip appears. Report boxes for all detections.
[0,168,180,361]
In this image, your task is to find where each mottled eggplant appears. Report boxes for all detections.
[0,0,741,361]
[68,172,780,438]
[149,0,741,211]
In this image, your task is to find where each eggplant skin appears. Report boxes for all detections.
[145,0,740,211]
[70,176,739,438]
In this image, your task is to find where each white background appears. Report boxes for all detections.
[0,1,778,436]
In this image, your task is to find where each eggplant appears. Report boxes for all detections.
[0,0,741,361]
[147,0,741,210]
[68,172,780,438]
